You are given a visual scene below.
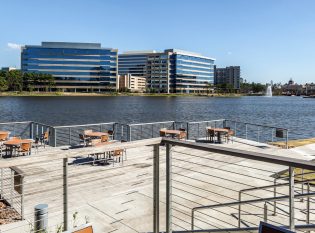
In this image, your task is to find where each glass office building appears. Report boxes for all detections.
[118,51,155,77]
[21,42,118,92]
[168,49,215,93]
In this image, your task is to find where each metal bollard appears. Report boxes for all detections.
[34,204,48,232]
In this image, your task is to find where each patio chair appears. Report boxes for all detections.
[101,134,109,142]
[208,129,216,143]
[224,127,234,143]
[112,149,124,167]
[107,130,114,140]
[18,142,32,156]
[79,134,91,147]
[0,133,9,142]
[40,131,49,147]
[177,131,187,140]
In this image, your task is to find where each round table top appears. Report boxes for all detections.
[4,139,33,146]
[207,128,230,133]
[0,131,10,135]
[85,132,109,137]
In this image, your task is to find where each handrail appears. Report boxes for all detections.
[162,138,315,170]
[191,192,315,231]
[0,121,33,125]
[187,119,225,124]
[128,121,175,126]
[225,119,289,131]
[53,122,116,128]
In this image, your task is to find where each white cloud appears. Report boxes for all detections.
[7,42,23,50]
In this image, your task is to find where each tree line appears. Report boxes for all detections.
[0,70,55,92]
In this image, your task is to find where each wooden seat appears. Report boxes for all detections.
[18,142,32,156]
[160,128,167,137]
[177,131,187,140]
[101,134,109,142]
[40,131,49,147]
[0,133,8,142]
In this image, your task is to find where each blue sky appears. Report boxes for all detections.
[1,0,314,84]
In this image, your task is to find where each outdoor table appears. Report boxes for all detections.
[206,127,229,143]
[84,132,109,138]
[160,129,181,138]
[0,131,10,135]
[4,139,33,156]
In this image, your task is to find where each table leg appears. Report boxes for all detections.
[217,132,221,143]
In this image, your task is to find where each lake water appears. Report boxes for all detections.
[0,96,314,139]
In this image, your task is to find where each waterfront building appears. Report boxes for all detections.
[305,83,315,96]
[117,74,146,92]
[120,49,215,93]
[1,67,17,71]
[214,66,241,90]
[21,42,118,92]
[118,51,155,77]
[282,79,303,96]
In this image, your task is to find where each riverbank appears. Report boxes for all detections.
[0,91,242,97]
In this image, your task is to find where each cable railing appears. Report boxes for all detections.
[0,137,315,233]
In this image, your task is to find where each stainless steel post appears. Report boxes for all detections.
[166,144,172,233]
[307,183,310,225]
[245,124,248,140]
[271,128,274,142]
[238,191,241,228]
[63,158,68,231]
[153,144,160,233]
[286,130,289,149]
[54,128,57,147]
[69,128,71,146]
[264,202,268,222]
[21,176,24,219]
[186,122,189,140]
[289,166,295,231]
[273,179,277,216]
[10,169,13,207]
[257,126,260,142]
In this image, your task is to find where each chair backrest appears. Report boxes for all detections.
[107,130,114,135]
[101,135,109,142]
[179,131,187,139]
[0,133,8,141]
[79,134,85,140]
[114,149,123,156]
[35,137,40,144]
[44,131,49,139]
[179,128,186,132]
[84,130,92,135]
[224,127,231,130]
[20,142,31,151]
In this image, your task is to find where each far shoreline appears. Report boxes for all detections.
[0,91,245,98]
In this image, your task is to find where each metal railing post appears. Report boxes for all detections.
[238,191,242,228]
[257,126,260,143]
[307,183,310,225]
[10,169,13,207]
[54,128,57,147]
[289,166,295,231]
[128,125,132,142]
[234,122,237,136]
[69,128,71,146]
[286,130,289,149]
[273,178,277,216]
[271,128,274,142]
[152,124,154,138]
[21,175,24,219]
[264,202,268,222]
[197,123,200,139]
[30,122,34,139]
[63,158,69,231]
[245,124,248,140]
[166,143,172,233]
[153,144,160,233]
[186,122,189,140]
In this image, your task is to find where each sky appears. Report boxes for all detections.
[0,0,314,84]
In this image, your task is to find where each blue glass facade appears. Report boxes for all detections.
[170,51,215,93]
[118,52,153,77]
[21,42,118,91]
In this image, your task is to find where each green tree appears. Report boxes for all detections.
[0,76,8,91]
[6,70,23,91]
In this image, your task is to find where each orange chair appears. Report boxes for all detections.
[160,128,167,137]
[18,142,32,156]
[177,131,187,140]
[73,225,93,233]
[0,133,8,142]
[101,135,109,142]
[224,127,234,143]
[112,149,124,166]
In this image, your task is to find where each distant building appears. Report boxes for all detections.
[118,51,155,77]
[282,79,303,95]
[214,66,241,90]
[117,74,146,92]
[21,42,118,92]
[1,67,17,71]
[304,83,315,96]
[119,49,215,93]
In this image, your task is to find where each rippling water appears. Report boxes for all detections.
[0,96,314,139]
